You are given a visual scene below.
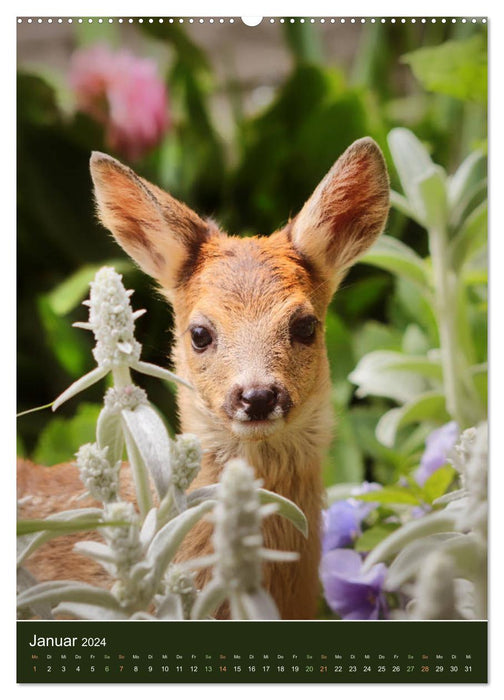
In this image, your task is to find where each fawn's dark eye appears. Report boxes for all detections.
[190,326,213,351]
[290,315,318,345]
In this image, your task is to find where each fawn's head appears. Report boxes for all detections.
[90,139,389,443]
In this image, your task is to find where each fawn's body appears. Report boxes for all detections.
[18,138,389,619]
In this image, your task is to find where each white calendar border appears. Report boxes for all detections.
[5,1,502,697]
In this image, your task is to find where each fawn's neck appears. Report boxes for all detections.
[179,378,333,504]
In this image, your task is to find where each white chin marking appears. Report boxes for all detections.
[230,417,284,440]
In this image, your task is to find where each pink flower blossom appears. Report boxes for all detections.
[69,44,170,161]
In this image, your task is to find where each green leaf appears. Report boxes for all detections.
[448,150,487,212]
[394,277,439,346]
[360,234,429,289]
[46,260,133,316]
[376,392,450,447]
[470,363,487,406]
[17,512,105,536]
[449,200,487,270]
[33,402,103,465]
[17,72,61,126]
[401,324,430,355]
[402,35,487,103]
[323,411,365,485]
[354,522,401,552]
[354,487,421,506]
[389,190,422,225]
[422,465,457,504]
[324,310,355,405]
[37,296,89,377]
[347,406,403,472]
[353,321,403,358]
[283,19,323,64]
[417,166,448,231]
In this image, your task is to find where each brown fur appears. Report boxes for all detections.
[18,138,389,619]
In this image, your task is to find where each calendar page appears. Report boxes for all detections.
[16,14,488,685]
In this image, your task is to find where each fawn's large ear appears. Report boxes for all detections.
[90,152,211,299]
[289,137,389,293]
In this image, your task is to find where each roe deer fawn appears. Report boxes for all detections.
[18,137,389,619]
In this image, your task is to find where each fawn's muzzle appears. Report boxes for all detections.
[223,383,292,422]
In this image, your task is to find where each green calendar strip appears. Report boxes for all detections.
[17,620,487,683]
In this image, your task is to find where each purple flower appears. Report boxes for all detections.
[322,501,363,552]
[414,421,459,486]
[320,549,388,620]
[322,482,381,553]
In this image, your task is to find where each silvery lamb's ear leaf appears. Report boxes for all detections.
[17,508,104,565]
[130,611,158,620]
[438,532,485,579]
[229,592,247,620]
[417,165,448,231]
[155,592,185,620]
[361,510,459,573]
[191,578,227,620]
[52,366,109,411]
[121,420,153,518]
[17,567,54,620]
[448,149,486,213]
[132,359,193,390]
[349,351,428,405]
[186,485,219,507]
[449,199,487,270]
[53,603,129,620]
[359,234,429,289]
[17,580,123,612]
[239,588,280,620]
[389,190,422,225]
[122,404,172,500]
[139,507,159,549]
[387,128,435,221]
[385,533,460,590]
[187,485,308,538]
[375,391,449,447]
[97,406,124,467]
[172,486,188,514]
[257,489,308,538]
[137,500,215,589]
[73,541,117,576]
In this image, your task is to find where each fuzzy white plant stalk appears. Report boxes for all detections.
[52,267,191,411]
[412,551,460,619]
[190,459,299,620]
[103,501,144,609]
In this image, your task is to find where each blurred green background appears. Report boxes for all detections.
[17,17,487,489]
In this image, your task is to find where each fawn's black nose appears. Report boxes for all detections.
[240,386,278,420]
